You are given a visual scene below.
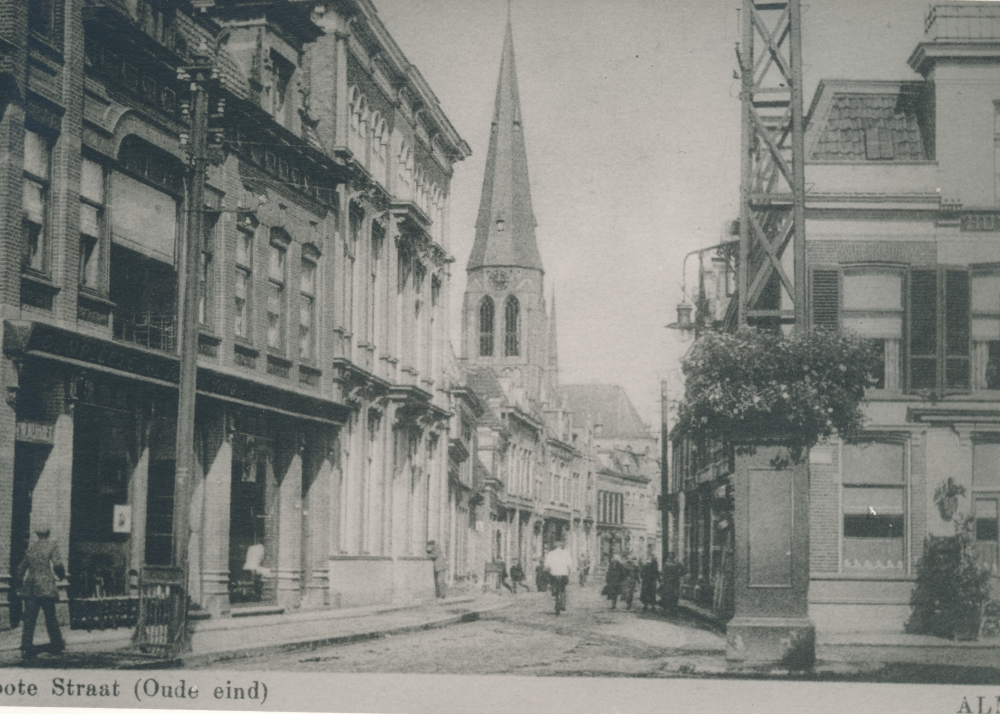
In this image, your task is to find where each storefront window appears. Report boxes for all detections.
[841,441,906,572]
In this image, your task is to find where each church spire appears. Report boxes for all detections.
[467,14,543,273]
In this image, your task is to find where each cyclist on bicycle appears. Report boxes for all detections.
[543,540,573,614]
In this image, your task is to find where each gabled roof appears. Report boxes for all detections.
[560,384,650,439]
[467,17,543,273]
[806,80,930,162]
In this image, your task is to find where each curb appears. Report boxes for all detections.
[125,599,514,670]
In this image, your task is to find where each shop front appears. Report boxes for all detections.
[3,320,347,627]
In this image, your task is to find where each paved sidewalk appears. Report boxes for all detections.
[0,591,517,670]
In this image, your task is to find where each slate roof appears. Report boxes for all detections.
[808,84,929,162]
[463,367,504,427]
[560,384,650,439]
[467,18,544,273]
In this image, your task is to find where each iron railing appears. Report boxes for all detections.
[113,312,176,353]
[134,566,187,656]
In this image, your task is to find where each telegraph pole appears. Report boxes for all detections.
[171,45,213,653]
[660,379,670,565]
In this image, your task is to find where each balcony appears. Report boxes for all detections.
[925,3,1000,41]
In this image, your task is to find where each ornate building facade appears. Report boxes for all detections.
[0,0,468,628]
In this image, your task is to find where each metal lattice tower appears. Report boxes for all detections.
[736,0,807,331]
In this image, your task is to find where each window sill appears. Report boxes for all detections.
[21,271,59,292]
[77,289,114,307]
[234,341,258,357]
[811,571,914,582]
[266,352,292,368]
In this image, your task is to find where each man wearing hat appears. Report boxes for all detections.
[16,522,66,659]
[426,540,447,599]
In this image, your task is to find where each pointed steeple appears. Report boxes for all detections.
[467,14,543,273]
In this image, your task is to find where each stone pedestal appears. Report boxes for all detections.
[726,444,814,671]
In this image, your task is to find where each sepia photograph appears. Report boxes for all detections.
[0,0,999,711]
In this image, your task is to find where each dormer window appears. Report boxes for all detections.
[269,51,295,129]
[865,127,894,161]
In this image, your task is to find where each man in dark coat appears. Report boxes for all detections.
[621,557,640,610]
[659,555,684,614]
[426,541,448,599]
[603,554,628,609]
[535,558,549,593]
[640,557,660,611]
[16,523,66,659]
[509,560,526,593]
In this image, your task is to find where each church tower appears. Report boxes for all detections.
[462,14,550,408]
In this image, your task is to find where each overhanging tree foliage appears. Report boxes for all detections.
[674,328,881,458]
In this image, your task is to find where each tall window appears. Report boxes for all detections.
[269,51,295,128]
[28,0,57,43]
[300,252,317,361]
[973,441,1000,575]
[972,269,1000,389]
[842,441,906,572]
[199,214,217,328]
[267,229,289,351]
[479,297,494,356]
[504,295,520,357]
[79,157,106,290]
[234,226,253,340]
[23,131,51,275]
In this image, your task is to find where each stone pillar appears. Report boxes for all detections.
[0,355,19,630]
[726,444,814,670]
[275,436,303,610]
[200,410,231,616]
[302,436,332,609]
[32,384,75,626]
[129,435,149,586]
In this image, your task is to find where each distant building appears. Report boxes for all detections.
[562,385,661,573]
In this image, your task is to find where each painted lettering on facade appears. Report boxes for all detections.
[960,213,1000,232]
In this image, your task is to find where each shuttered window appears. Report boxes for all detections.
[909,270,938,390]
[907,268,971,393]
[811,269,840,331]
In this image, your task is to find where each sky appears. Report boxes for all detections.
[371,0,939,427]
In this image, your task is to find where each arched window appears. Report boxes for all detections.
[504,295,520,357]
[479,297,495,357]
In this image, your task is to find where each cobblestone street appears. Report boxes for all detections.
[197,583,727,676]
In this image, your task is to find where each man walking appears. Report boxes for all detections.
[543,540,573,614]
[17,523,66,660]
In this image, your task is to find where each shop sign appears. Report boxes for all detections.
[15,420,55,444]
[961,213,1000,232]
[26,323,180,383]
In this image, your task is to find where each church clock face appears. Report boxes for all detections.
[489,270,509,291]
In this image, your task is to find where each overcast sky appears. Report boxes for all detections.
[372,0,938,426]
